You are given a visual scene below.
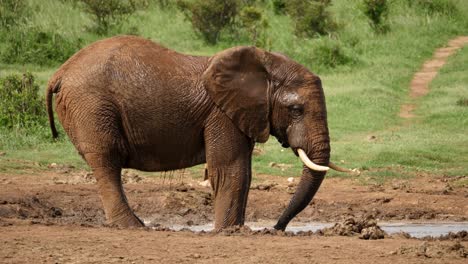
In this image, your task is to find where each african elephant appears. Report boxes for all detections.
[46,36,350,231]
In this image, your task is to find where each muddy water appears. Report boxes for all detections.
[153,221,468,238]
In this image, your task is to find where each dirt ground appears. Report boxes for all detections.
[1,168,467,263]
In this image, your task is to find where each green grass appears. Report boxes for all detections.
[1,0,467,182]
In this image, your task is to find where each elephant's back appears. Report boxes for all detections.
[52,36,204,89]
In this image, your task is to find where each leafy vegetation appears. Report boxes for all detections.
[408,0,460,16]
[77,0,142,35]
[239,6,270,48]
[1,29,83,66]
[0,73,46,128]
[176,0,239,44]
[0,0,29,29]
[0,0,467,181]
[362,0,389,33]
[286,0,338,37]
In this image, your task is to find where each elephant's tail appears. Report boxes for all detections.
[46,78,60,139]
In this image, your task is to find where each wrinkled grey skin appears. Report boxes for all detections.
[47,36,330,230]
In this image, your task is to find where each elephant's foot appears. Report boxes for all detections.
[107,211,144,228]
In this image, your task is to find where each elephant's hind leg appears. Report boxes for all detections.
[64,97,144,228]
[88,161,144,227]
[79,141,144,228]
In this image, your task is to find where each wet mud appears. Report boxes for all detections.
[1,168,467,263]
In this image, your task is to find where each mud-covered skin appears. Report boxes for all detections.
[47,36,330,230]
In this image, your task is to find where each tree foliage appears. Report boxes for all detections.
[77,0,140,34]
[177,0,239,44]
[362,0,389,34]
[0,73,46,129]
[286,0,337,38]
[239,6,269,48]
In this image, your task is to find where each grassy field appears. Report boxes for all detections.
[0,0,467,181]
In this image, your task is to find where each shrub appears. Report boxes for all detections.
[310,39,352,68]
[456,98,468,107]
[0,73,46,129]
[407,0,459,17]
[362,0,389,34]
[239,6,269,48]
[1,28,82,66]
[153,0,172,9]
[272,0,286,15]
[176,0,239,44]
[0,0,29,29]
[286,0,337,38]
[78,0,139,34]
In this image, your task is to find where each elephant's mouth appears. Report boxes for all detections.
[273,134,290,148]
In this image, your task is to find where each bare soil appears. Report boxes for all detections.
[1,168,467,263]
[399,36,468,118]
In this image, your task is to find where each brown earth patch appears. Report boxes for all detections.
[399,36,468,119]
[1,169,467,227]
[1,168,468,262]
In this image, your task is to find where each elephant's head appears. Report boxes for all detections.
[203,46,352,230]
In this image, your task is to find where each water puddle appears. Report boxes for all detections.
[161,222,468,238]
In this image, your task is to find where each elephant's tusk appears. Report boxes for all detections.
[329,162,361,175]
[297,149,329,171]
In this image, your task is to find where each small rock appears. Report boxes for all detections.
[199,180,211,188]
[176,185,188,192]
[0,152,6,156]
[49,207,63,218]
[359,226,385,240]
[122,171,143,183]
[287,177,295,183]
[252,147,264,156]
[252,183,276,191]
[269,162,292,171]
[367,135,377,141]
[48,163,58,168]
[178,208,192,216]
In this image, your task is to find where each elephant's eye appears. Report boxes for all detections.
[288,104,304,117]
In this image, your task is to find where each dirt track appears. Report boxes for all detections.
[399,36,468,118]
[1,168,467,263]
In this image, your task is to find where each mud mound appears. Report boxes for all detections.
[423,231,468,242]
[318,216,386,240]
[396,241,467,258]
[0,196,61,220]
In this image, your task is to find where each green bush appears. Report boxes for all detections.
[152,0,172,9]
[310,38,352,68]
[239,6,270,48]
[1,28,82,66]
[0,0,29,29]
[407,0,459,16]
[362,0,389,34]
[77,0,140,34]
[177,0,239,44]
[286,0,338,38]
[272,0,286,15]
[0,73,46,129]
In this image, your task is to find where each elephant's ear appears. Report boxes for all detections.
[202,46,270,143]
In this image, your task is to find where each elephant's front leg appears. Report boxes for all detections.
[204,114,254,230]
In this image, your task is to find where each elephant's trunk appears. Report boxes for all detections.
[274,166,326,230]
